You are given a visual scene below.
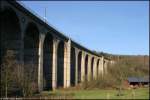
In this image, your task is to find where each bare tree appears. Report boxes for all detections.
[1,50,37,98]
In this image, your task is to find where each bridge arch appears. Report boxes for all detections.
[43,33,53,90]
[91,57,94,80]
[70,47,76,86]
[85,54,88,81]
[1,8,21,64]
[57,41,65,88]
[78,51,82,83]
[97,59,100,78]
[24,22,39,90]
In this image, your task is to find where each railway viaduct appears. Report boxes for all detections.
[0,0,112,92]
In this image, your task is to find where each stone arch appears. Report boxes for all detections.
[1,7,22,96]
[24,22,39,90]
[43,33,53,90]
[91,57,94,80]
[103,60,106,74]
[78,51,82,83]
[97,59,100,77]
[70,47,76,86]
[1,8,21,64]
[57,41,64,87]
[104,60,108,74]
[85,54,88,81]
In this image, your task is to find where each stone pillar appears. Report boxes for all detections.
[81,52,85,82]
[52,37,59,90]
[64,39,71,88]
[99,56,104,77]
[38,33,45,92]
[87,55,91,81]
[93,58,97,79]
[75,49,79,85]
[64,42,67,88]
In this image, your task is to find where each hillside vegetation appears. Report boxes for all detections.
[82,53,149,89]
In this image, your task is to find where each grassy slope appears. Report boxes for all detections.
[73,88,149,99]
[37,87,149,99]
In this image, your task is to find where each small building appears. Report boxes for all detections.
[124,77,149,89]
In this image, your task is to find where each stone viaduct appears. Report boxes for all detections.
[0,0,111,92]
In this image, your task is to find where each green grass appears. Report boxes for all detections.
[36,87,149,99]
[73,88,149,99]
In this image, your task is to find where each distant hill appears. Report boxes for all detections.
[93,51,149,67]
[93,50,149,78]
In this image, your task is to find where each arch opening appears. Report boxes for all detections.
[1,8,21,96]
[24,22,39,91]
[1,8,21,64]
[91,57,94,80]
[57,41,64,87]
[97,59,100,78]
[70,47,76,86]
[85,55,88,81]
[43,33,53,90]
[78,51,82,83]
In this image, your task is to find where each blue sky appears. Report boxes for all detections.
[19,1,149,55]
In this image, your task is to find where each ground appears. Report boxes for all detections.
[31,87,149,99]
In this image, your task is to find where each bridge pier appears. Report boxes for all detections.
[81,52,85,82]
[64,39,71,88]
[52,37,59,90]
[75,49,79,85]
[93,58,97,79]
[38,33,45,92]
[100,57,104,77]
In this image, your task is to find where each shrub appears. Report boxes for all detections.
[81,56,149,90]
[1,50,37,97]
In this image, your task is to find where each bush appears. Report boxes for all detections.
[81,56,149,90]
[1,50,37,97]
